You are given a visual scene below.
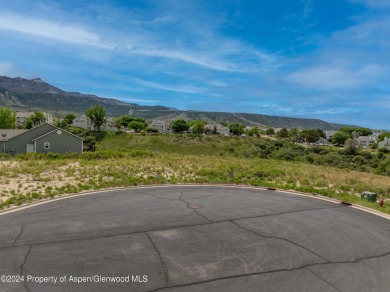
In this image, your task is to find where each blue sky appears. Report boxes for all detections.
[0,0,389,129]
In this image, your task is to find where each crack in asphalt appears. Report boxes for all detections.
[20,245,32,292]
[12,223,24,247]
[134,188,346,224]
[0,205,371,250]
[304,267,341,292]
[134,189,214,223]
[230,220,330,263]
[0,188,388,292]
[0,221,211,249]
[148,262,333,292]
[149,251,390,292]
[179,192,213,223]
[146,232,169,288]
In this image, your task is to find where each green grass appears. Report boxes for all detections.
[0,133,389,214]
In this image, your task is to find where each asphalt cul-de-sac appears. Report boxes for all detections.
[0,185,389,292]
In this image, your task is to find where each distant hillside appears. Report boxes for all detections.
[0,76,345,130]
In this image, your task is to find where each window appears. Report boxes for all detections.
[44,142,50,150]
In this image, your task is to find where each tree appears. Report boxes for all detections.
[133,117,148,128]
[192,121,205,135]
[86,105,107,131]
[128,121,145,132]
[378,131,390,142]
[316,129,326,138]
[63,114,76,126]
[25,118,34,129]
[30,111,46,126]
[59,114,76,128]
[246,126,260,137]
[116,116,134,128]
[229,123,245,136]
[188,120,204,127]
[276,128,289,138]
[171,119,189,134]
[332,131,350,146]
[288,128,301,142]
[0,107,16,129]
[344,138,358,155]
[301,129,320,143]
[339,126,372,136]
[265,128,275,135]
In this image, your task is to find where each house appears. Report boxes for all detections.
[72,115,93,130]
[371,130,381,142]
[101,117,117,131]
[356,136,375,148]
[0,123,83,155]
[378,138,390,150]
[314,137,332,146]
[216,124,230,135]
[204,124,230,135]
[149,120,172,134]
[325,130,338,140]
[16,111,54,127]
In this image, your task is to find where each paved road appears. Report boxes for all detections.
[0,185,389,292]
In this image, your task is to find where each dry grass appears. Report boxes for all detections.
[1,153,390,213]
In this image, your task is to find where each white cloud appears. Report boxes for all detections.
[0,13,109,48]
[114,97,159,103]
[287,64,382,89]
[134,78,205,94]
[0,11,277,73]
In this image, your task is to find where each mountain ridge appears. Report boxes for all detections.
[0,76,347,130]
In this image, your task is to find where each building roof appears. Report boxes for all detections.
[379,138,390,145]
[33,128,83,141]
[357,136,373,142]
[0,129,28,140]
[2,123,56,141]
[15,112,33,118]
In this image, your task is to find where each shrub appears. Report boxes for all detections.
[307,146,329,155]
[359,151,373,160]
[65,126,86,136]
[144,127,159,133]
[376,158,390,175]
[274,148,299,161]
[323,153,343,166]
[115,130,125,135]
[378,147,390,154]
[0,153,11,160]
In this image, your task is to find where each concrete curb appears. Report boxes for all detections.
[1,184,389,220]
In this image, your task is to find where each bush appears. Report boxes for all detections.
[114,130,125,135]
[15,152,45,160]
[379,147,390,154]
[376,158,390,175]
[65,126,86,136]
[274,148,299,161]
[145,127,159,133]
[82,150,125,160]
[86,131,107,141]
[359,151,373,160]
[0,153,11,160]
[323,153,343,166]
[307,146,329,155]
